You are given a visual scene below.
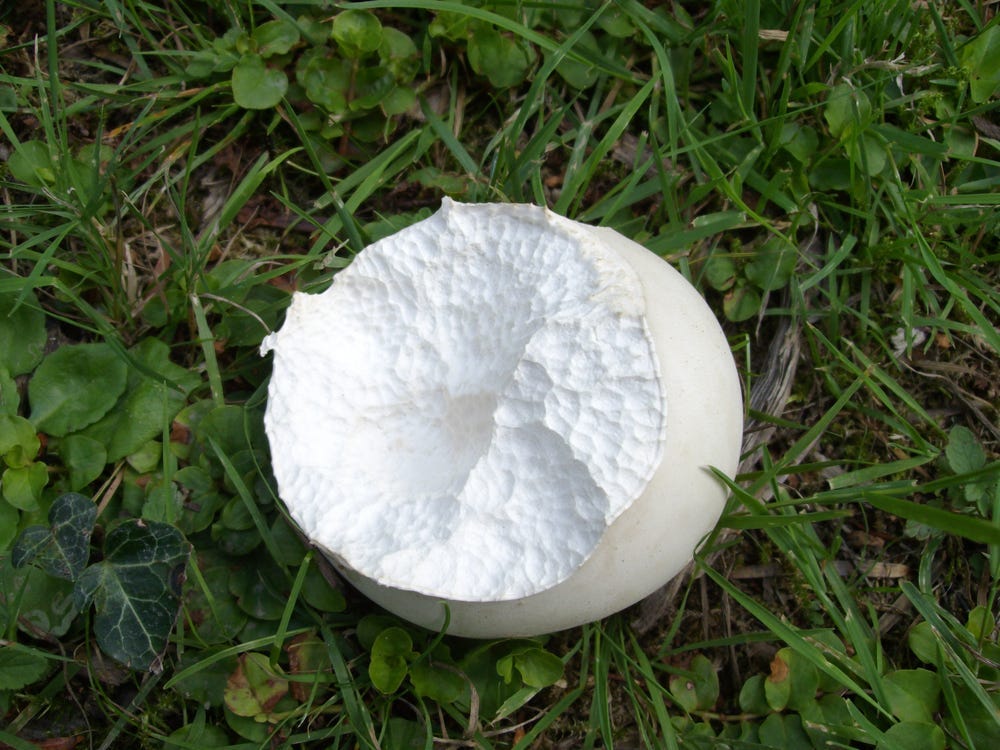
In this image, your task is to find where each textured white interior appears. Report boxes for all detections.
[262,200,667,601]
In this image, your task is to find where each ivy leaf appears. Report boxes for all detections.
[0,555,79,637]
[12,492,96,580]
[73,519,191,670]
[29,343,127,436]
[0,289,46,376]
[231,54,287,110]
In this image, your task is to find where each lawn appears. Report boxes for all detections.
[1,1,998,748]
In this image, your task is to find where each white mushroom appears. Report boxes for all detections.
[262,200,743,638]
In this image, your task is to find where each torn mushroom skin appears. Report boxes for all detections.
[262,200,743,638]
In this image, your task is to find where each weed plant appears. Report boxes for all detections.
[1,1,998,748]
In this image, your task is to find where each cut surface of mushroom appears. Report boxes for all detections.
[262,200,743,636]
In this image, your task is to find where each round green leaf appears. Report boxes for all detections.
[351,65,395,110]
[512,646,564,689]
[225,652,289,718]
[0,414,40,467]
[0,367,19,416]
[29,343,127,437]
[758,713,812,750]
[738,674,769,714]
[300,563,346,612]
[884,669,941,723]
[409,660,464,703]
[61,434,107,491]
[907,621,941,664]
[946,425,986,475]
[296,49,351,112]
[232,54,287,110]
[2,462,48,511]
[723,283,761,322]
[82,340,192,463]
[164,709,230,750]
[0,290,46,376]
[332,10,383,57]
[745,237,797,292]
[960,24,1000,103]
[0,645,49,690]
[8,140,56,186]
[824,84,871,139]
[765,648,818,712]
[779,122,819,164]
[850,131,887,176]
[468,26,534,88]
[381,85,416,116]
[704,254,737,291]
[670,654,719,712]
[966,604,996,641]
[228,563,285,620]
[553,31,600,89]
[0,499,18,552]
[252,19,299,58]
[877,722,946,750]
[370,627,415,693]
[0,85,17,111]
[184,563,246,644]
[379,26,419,82]
[370,652,409,694]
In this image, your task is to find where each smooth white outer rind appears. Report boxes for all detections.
[331,223,744,638]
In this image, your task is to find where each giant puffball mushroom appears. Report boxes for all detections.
[261,199,743,638]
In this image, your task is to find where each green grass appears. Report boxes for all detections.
[1,0,998,748]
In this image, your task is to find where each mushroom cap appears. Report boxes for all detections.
[262,200,743,637]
